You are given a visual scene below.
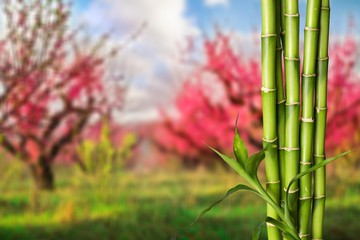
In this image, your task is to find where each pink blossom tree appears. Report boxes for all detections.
[326,37,360,151]
[0,0,124,190]
[153,32,360,165]
[153,33,263,166]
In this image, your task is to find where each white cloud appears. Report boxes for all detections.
[0,3,6,38]
[203,0,229,7]
[79,0,200,123]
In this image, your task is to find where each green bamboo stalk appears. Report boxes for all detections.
[283,0,300,229]
[275,0,286,206]
[299,1,321,239]
[312,0,330,238]
[260,1,281,239]
[280,0,286,48]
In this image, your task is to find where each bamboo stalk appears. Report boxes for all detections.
[299,1,321,239]
[275,0,286,206]
[280,0,286,48]
[260,0,281,239]
[283,0,300,228]
[312,0,330,238]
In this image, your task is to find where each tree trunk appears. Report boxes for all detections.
[29,158,54,191]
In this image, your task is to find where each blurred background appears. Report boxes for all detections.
[0,0,359,239]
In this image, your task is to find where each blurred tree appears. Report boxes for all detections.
[0,0,125,190]
[326,37,360,152]
[153,32,360,166]
[153,33,262,166]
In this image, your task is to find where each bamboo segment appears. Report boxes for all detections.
[275,0,286,206]
[284,0,300,228]
[299,0,321,239]
[260,0,281,239]
[312,1,330,238]
[280,0,286,48]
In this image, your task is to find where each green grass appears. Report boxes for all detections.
[0,165,359,240]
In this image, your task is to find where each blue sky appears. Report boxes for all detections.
[74,0,360,35]
[186,0,360,34]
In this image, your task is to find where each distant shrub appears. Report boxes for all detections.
[77,119,137,178]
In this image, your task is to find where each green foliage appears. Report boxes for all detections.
[74,120,136,202]
[0,158,25,191]
[252,222,265,240]
[196,132,353,239]
[233,121,248,167]
[192,184,258,225]
[265,217,298,240]
[0,168,359,240]
[76,120,136,177]
[0,149,29,191]
[245,144,273,180]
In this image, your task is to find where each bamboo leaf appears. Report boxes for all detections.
[233,129,248,167]
[192,184,258,225]
[252,222,265,240]
[265,217,299,240]
[233,116,248,167]
[209,147,284,218]
[289,150,351,189]
[245,144,274,177]
[286,150,352,212]
[245,150,265,177]
[284,203,292,230]
[209,146,247,177]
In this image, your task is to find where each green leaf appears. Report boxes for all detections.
[209,146,286,219]
[265,217,299,240]
[285,150,352,217]
[246,150,265,177]
[252,222,265,240]
[209,146,247,177]
[288,150,351,190]
[233,117,248,167]
[284,202,291,227]
[233,129,248,167]
[245,144,274,177]
[192,184,258,225]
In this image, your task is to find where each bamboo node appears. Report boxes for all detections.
[304,27,319,31]
[300,161,312,165]
[299,233,310,238]
[284,57,300,61]
[262,137,277,143]
[277,99,286,104]
[302,73,316,78]
[314,195,326,200]
[284,13,300,17]
[301,118,314,123]
[317,57,329,61]
[266,223,276,227]
[286,102,300,106]
[321,6,330,10]
[261,87,276,93]
[284,147,300,152]
[312,238,323,240]
[314,154,325,158]
[278,146,286,150]
[284,188,299,193]
[316,107,327,113]
[261,33,277,38]
[266,180,280,185]
[276,46,283,51]
[299,196,312,200]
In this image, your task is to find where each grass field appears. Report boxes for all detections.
[0,165,359,240]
